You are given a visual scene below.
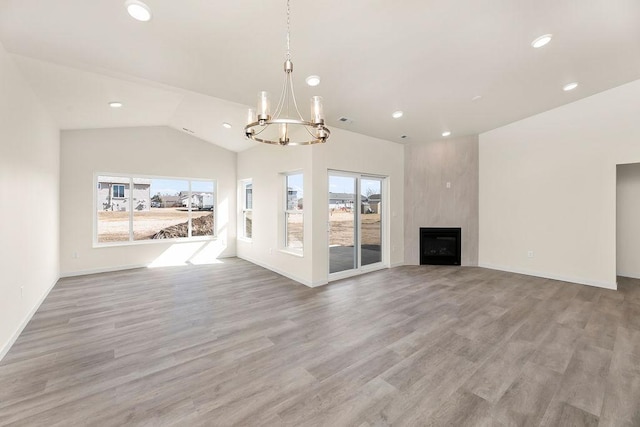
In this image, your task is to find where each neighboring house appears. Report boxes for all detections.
[159,195,181,208]
[179,191,214,210]
[328,192,374,213]
[367,193,381,214]
[287,188,299,210]
[97,176,151,211]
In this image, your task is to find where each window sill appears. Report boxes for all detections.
[94,235,217,248]
[279,248,304,258]
[237,237,253,244]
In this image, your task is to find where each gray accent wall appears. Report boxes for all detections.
[404,135,479,266]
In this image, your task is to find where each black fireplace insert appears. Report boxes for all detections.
[420,227,461,265]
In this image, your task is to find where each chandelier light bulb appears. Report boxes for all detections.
[257,91,271,121]
[279,123,289,145]
[311,96,324,124]
[247,108,256,125]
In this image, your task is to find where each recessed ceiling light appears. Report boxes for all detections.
[305,75,320,87]
[442,131,451,137]
[125,0,152,22]
[109,102,123,108]
[563,82,579,91]
[531,34,552,48]
[222,122,232,129]
[471,95,482,102]
[392,111,404,119]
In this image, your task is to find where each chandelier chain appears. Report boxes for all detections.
[286,0,291,60]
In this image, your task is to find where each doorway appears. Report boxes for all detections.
[328,172,385,277]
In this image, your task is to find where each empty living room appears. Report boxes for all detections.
[1,0,640,425]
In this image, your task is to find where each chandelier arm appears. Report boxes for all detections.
[288,70,305,121]
[252,123,271,137]
[272,71,288,119]
[303,125,318,139]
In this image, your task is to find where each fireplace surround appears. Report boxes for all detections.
[420,227,461,265]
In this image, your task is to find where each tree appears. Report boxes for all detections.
[151,193,162,203]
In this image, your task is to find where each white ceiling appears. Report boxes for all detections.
[1,0,640,151]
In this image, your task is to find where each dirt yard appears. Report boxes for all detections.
[98,208,380,246]
[329,211,381,246]
[97,208,213,242]
[284,211,381,247]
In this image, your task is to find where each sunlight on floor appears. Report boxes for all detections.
[147,240,225,268]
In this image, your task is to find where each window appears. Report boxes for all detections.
[96,174,216,244]
[241,180,253,239]
[284,173,303,250]
[112,184,125,198]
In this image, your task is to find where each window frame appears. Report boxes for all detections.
[94,172,217,247]
[240,179,253,241]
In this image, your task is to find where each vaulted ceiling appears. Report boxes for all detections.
[1,0,640,151]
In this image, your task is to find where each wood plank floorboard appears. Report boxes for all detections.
[0,258,639,426]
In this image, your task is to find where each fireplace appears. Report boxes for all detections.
[420,227,461,266]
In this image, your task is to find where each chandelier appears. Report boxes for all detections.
[244,0,330,146]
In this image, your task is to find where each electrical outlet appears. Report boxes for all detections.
[446,182,451,189]
[527,251,534,258]
[20,287,24,299]
[72,251,79,259]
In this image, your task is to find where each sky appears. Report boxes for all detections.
[330,176,381,196]
[150,179,214,195]
[148,176,380,197]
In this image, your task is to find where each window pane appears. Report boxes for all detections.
[244,210,252,239]
[329,175,356,273]
[133,179,190,240]
[286,174,303,249]
[245,183,253,209]
[191,181,215,237]
[287,174,303,210]
[286,212,303,248]
[361,178,382,266]
[96,176,130,243]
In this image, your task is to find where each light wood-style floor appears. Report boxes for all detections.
[1,259,639,426]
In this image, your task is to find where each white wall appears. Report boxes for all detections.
[60,126,236,275]
[480,78,640,289]
[0,42,60,360]
[236,143,315,285]
[617,163,640,279]
[237,127,404,287]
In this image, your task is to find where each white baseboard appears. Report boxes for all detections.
[237,255,325,288]
[60,254,238,278]
[60,263,147,278]
[478,263,617,290]
[617,271,640,280]
[0,276,59,362]
[390,261,405,268]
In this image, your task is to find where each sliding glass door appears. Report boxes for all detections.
[361,177,383,266]
[328,172,385,276]
[328,174,357,273]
